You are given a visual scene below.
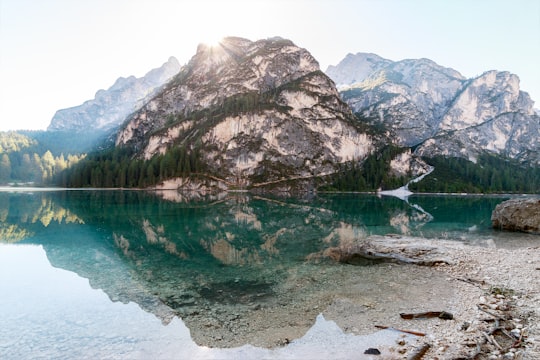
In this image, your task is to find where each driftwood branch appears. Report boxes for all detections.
[476,304,506,321]
[456,277,486,287]
[482,332,503,351]
[407,343,431,360]
[374,325,425,336]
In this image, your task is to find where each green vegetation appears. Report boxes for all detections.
[489,286,515,297]
[409,154,540,193]
[3,122,539,193]
[0,131,37,153]
[320,150,540,194]
[59,145,204,188]
[0,131,85,185]
[3,67,538,193]
[320,146,410,192]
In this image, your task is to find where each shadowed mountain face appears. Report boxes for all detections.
[327,53,540,165]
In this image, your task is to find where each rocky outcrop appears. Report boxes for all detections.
[116,37,374,188]
[48,57,181,132]
[327,54,540,165]
[491,198,540,233]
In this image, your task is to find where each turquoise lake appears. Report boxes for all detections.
[1,190,537,359]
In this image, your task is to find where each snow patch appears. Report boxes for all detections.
[379,187,413,200]
[379,165,434,200]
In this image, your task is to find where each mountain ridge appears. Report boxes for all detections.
[47,56,181,132]
[4,36,539,192]
[326,52,540,165]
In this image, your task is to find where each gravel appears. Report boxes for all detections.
[186,236,540,359]
[324,237,540,359]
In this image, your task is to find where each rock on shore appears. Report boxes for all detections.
[492,198,540,233]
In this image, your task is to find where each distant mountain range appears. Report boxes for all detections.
[2,36,539,192]
[48,57,181,132]
[327,53,540,165]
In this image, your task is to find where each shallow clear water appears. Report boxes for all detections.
[0,190,537,358]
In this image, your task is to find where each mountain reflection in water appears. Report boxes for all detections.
[1,190,533,350]
[1,244,421,359]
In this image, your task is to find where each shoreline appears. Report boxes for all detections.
[323,236,540,359]
[1,185,538,198]
[185,235,540,359]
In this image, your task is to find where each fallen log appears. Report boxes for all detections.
[400,311,454,320]
[318,236,452,267]
[324,246,450,267]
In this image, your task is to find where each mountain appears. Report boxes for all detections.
[57,39,539,192]
[115,37,374,190]
[326,53,392,87]
[47,57,181,132]
[326,53,540,165]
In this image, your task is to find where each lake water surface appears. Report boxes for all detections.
[1,190,537,359]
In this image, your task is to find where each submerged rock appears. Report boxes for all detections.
[491,198,540,233]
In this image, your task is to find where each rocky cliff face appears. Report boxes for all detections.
[117,37,374,187]
[327,53,540,165]
[417,71,539,164]
[47,57,181,132]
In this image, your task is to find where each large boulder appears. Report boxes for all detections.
[491,198,540,233]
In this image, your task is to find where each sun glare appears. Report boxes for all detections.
[201,34,225,48]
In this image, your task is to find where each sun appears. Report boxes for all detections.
[200,34,225,48]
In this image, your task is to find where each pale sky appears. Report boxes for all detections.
[1,0,539,131]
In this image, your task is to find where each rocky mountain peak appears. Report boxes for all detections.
[192,37,251,74]
[327,53,540,165]
[145,56,181,84]
[117,37,325,145]
[326,52,392,89]
[439,71,534,133]
[115,37,373,188]
[187,36,319,91]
